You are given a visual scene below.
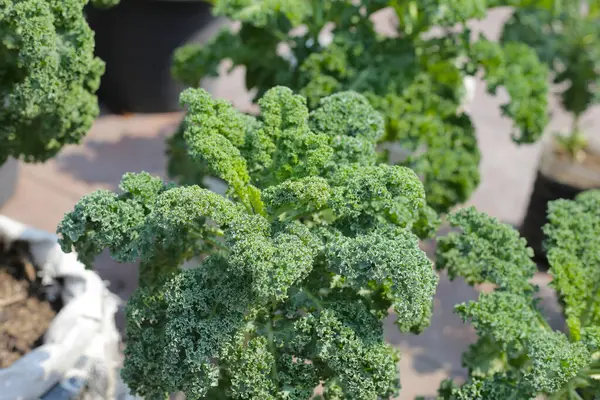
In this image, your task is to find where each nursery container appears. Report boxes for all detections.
[0,158,19,209]
[86,0,222,114]
[520,135,600,266]
[0,216,121,400]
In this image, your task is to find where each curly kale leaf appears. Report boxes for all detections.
[0,0,105,164]
[436,207,536,293]
[173,23,294,102]
[544,189,600,339]
[326,227,437,333]
[501,6,600,118]
[220,335,280,399]
[327,164,426,224]
[173,86,437,232]
[262,176,332,217]
[262,164,437,240]
[402,116,480,214]
[500,7,561,66]
[59,87,439,399]
[122,266,253,399]
[524,330,591,393]
[435,204,598,398]
[141,186,318,301]
[446,374,535,400]
[295,309,401,399]
[468,38,550,144]
[457,292,591,395]
[309,91,385,162]
[551,16,600,117]
[178,87,264,213]
[365,71,481,214]
[456,292,542,346]
[92,183,322,398]
[58,172,167,267]
[166,120,214,187]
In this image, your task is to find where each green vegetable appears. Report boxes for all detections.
[433,190,600,399]
[501,0,600,160]
[171,0,550,213]
[90,0,120,8]
[58,87,440,399]
[0,0,112,165]
[544,189,600,342]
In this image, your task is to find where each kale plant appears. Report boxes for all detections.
[58,87,440,399]
[501,0,600,160]
[431,190,600,399]
[170,0,549,213]
[0,0,113,165]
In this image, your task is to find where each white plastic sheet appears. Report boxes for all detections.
[0,216,121,400]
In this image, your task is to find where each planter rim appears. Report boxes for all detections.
[538,133,600,189]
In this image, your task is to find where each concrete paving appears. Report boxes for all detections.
[1,7,595,399]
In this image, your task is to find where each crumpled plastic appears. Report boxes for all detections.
[0,215,121,400]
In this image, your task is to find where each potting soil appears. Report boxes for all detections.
[0,242,57,368]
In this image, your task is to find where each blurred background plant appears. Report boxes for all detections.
[500,0,600,265]
[0,0,113,165]
[501,0,600,161]
[0,0,115,208]
[169,0,550,215]
[431,190,600,399]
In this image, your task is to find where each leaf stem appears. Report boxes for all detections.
[265,315,279,382]
[302,286,324,310]
[580,274,600,327]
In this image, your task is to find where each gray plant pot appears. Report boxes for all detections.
[86,0,221,114]
[0,158,19,208]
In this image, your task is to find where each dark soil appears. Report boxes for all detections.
[0,240,57,368]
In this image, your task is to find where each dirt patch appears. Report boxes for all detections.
[0,240,58,368]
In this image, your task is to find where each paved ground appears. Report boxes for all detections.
[1,7,596,400]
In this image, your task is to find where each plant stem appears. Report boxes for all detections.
[310,0,324,45]
[190,231,226,250]
[265,314,279,382]
[204,237,228,251]
[580,274,600,327]
[347,69,370,92]
[302,286,324,310]
[556,114,588,161]
[569,114,587,161]
[535,309,553,331]
[571,113,580,135]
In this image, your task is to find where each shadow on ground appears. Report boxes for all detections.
[386,271,477,379]
[56,124,177,191]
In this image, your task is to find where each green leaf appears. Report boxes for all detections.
[0,0,105,164]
